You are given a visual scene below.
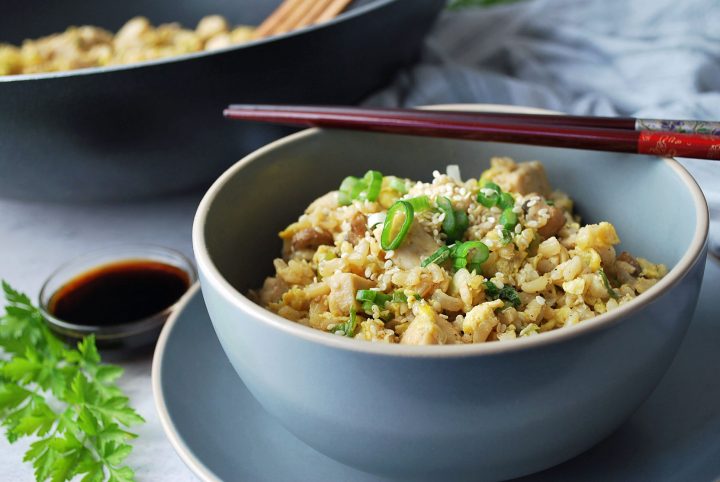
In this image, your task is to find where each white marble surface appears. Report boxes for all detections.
[0,193,203,481]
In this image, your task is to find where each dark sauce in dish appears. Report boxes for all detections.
[49,260,190,326]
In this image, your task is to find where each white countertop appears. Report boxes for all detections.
[0,193,203,481]
[2,188,720,482]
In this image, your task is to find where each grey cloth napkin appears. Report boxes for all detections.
[369,0,720,251]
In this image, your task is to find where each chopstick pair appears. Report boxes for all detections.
[223,104,720,161]
[254,0,353,38]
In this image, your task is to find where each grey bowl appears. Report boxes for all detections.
[192,105,708,481]
[0,0,444,201]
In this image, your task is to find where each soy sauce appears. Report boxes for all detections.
[49,260,190,326]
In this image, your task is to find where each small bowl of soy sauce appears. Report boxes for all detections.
[39,244,196,353]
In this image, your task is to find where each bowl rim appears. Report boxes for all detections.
[193,103,709,358]
[0,0,397,83]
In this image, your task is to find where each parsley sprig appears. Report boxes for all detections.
[0,281,144,482]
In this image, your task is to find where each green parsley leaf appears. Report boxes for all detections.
[0,281,144,481]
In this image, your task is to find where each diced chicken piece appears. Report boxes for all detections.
[494,161,552,196]
[306,191,339,213]
[326,273,374,315]
[400,304,460,345]
[462,299,504,343]
[291,227,334,252]
[388,223,440,270]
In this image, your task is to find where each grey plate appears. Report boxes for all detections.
[153,259,720,482]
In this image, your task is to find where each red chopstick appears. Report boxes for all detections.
[226,104,720,135]
[224,105,720,160]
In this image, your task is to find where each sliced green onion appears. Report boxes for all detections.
[338,171,383,205]
[356,289,391,306]
[499,208,518,230]
[338,176,360,206]
[599,269,619,299]
[477,181,501,207]
[452,241,489,271]
[437,197,468,242]
[331,306,358,337]
[381,200,414,250]
[337,191,351,206]
[407,195,432,212]
[468,242,490,273]
[421,245,452,267]
[453,209,469,240]
[356,290,377,302]
[484,181,502,193]
[498,192,515,210]
[361,170,383,202]
[389,177,409,194]
[437,196,456,238]
[392,291,408,303]
[376,293,391,304]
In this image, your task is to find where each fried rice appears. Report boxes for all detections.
[252,157,666,345]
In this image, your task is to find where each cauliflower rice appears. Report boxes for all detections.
[252,157,666,345]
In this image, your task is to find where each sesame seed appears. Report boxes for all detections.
[535,296,546,305]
